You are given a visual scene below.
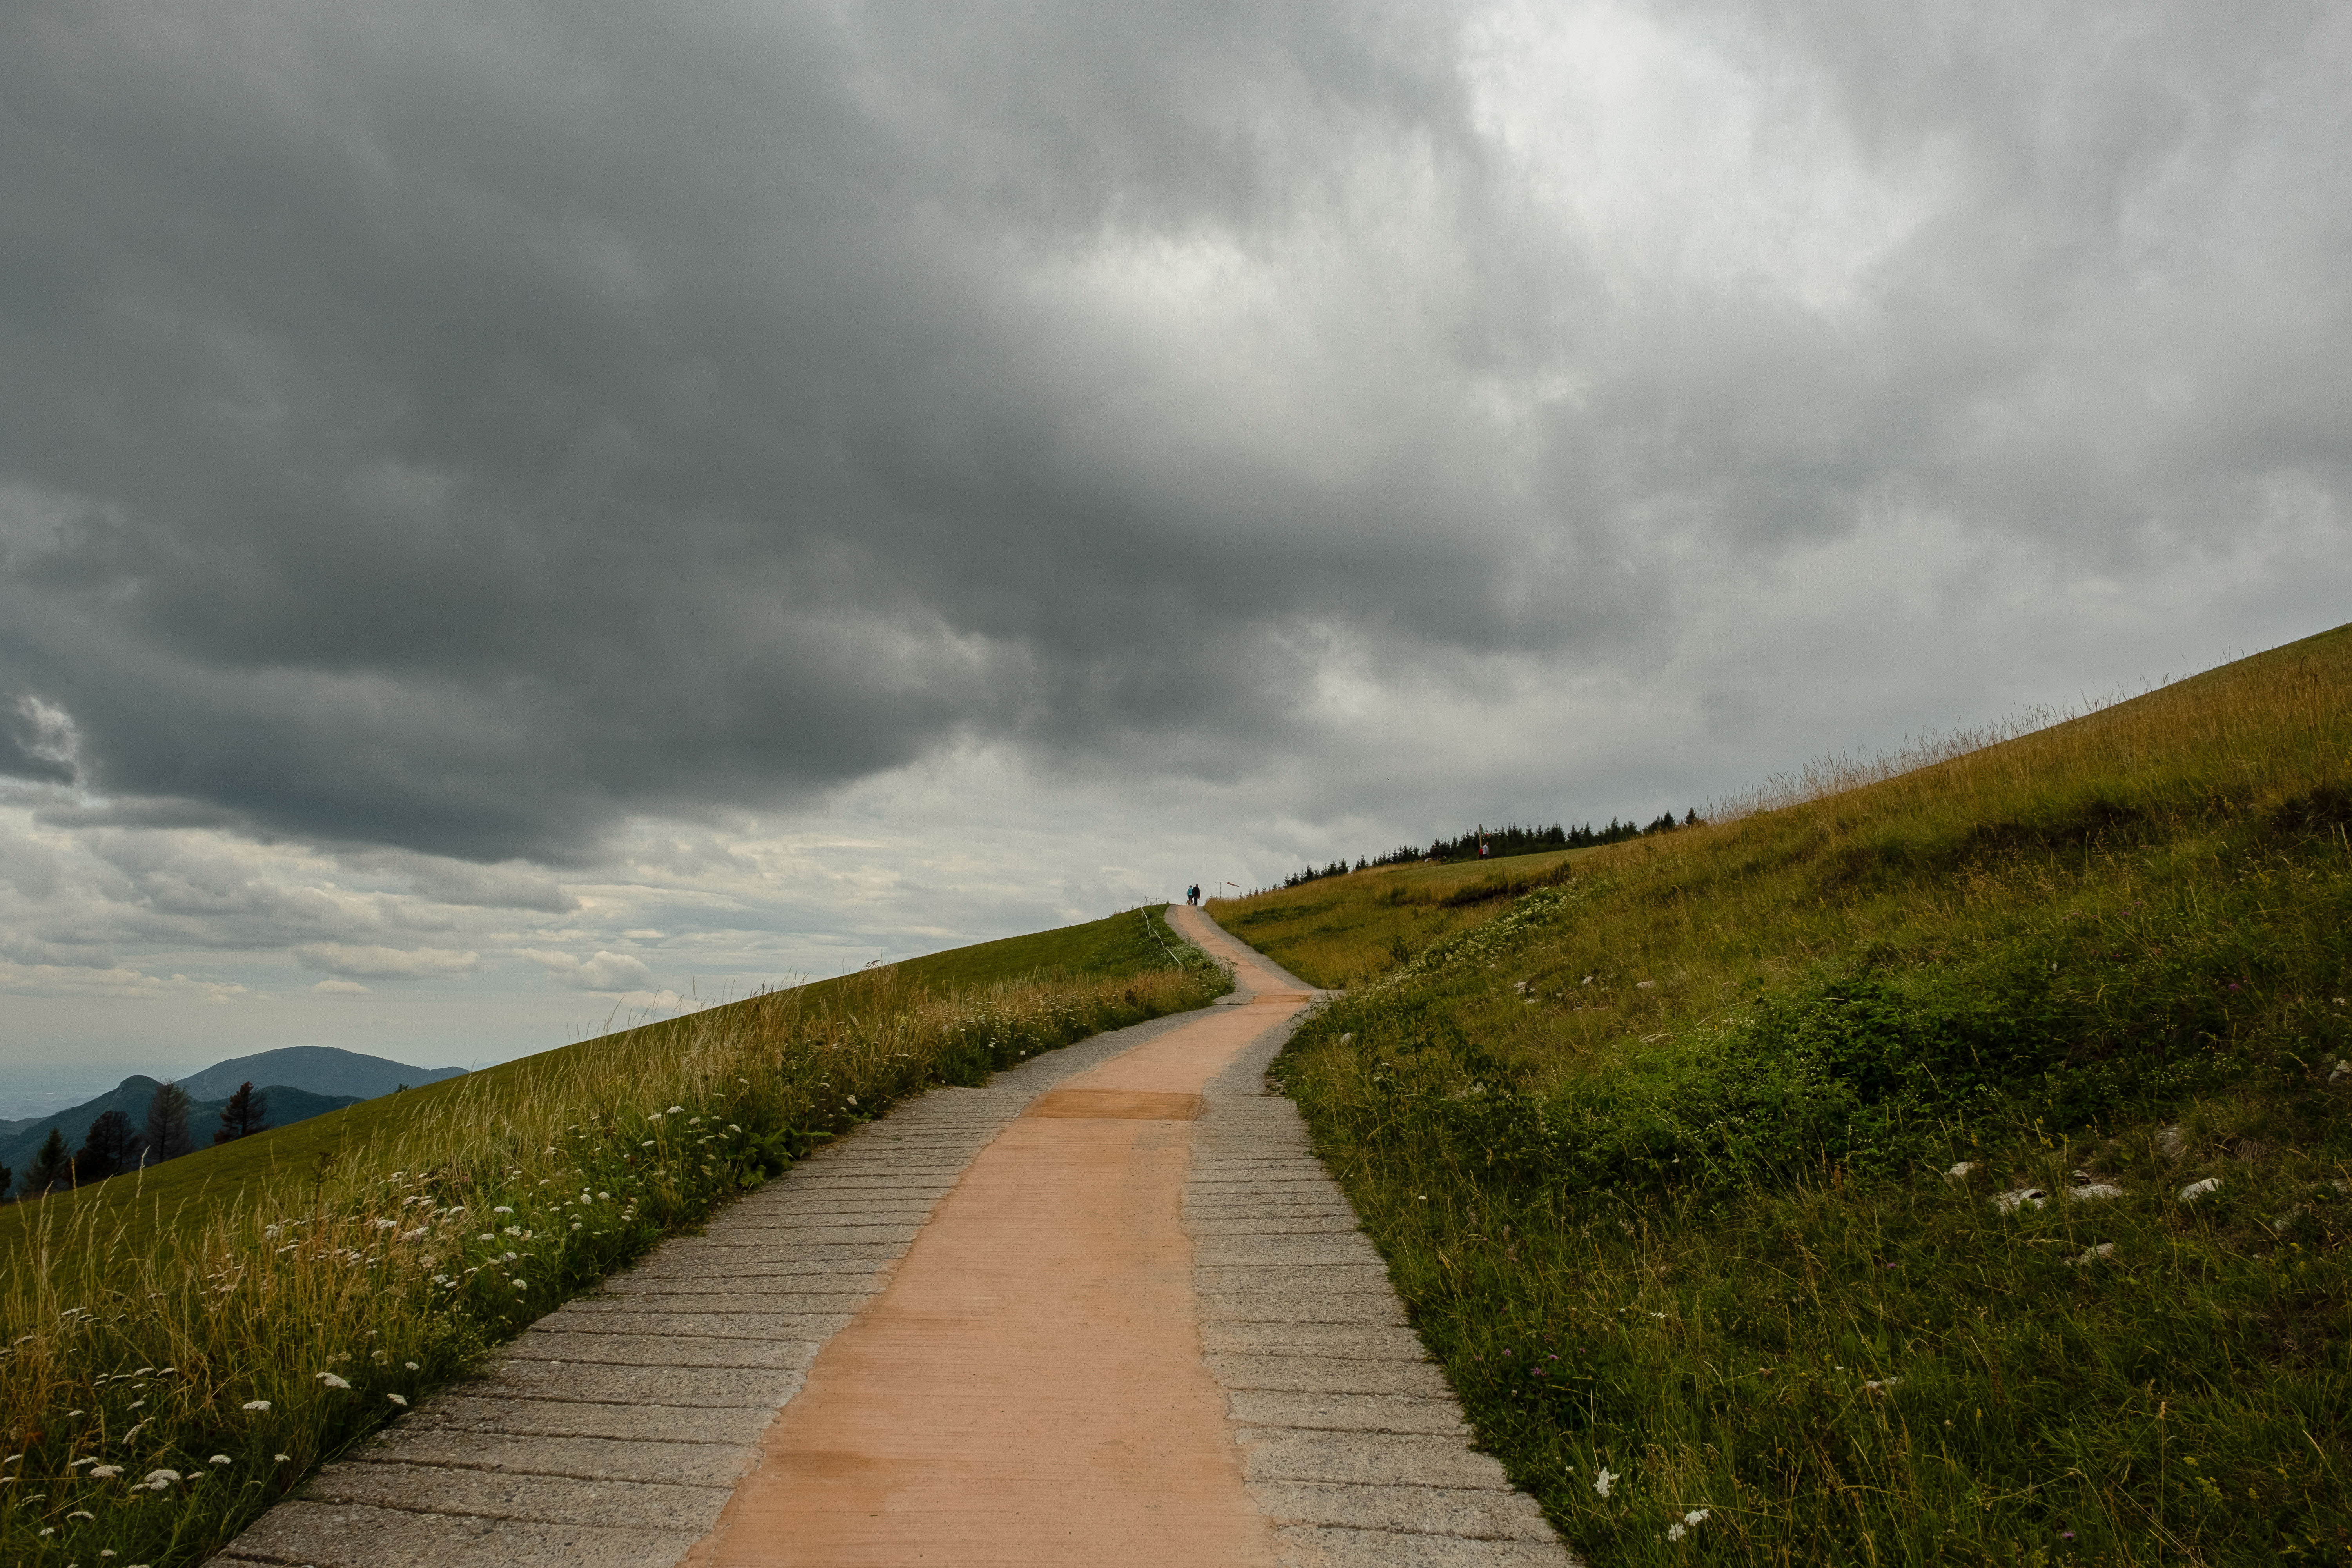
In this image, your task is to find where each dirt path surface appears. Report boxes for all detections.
[682,941,1314,1566]
[209,909,1575,1568]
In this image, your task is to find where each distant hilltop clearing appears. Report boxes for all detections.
[173,1046,466,1102]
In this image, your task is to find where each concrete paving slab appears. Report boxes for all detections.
[472,1359,804,1409]
[1208,1351,1457,1397]
[211,1499,694,1568]
[1201,1289,1409,1324]
[1205,1321,1435,1360]
[1276,1526,1573,1568]
[1228,1391,1472,1437]
[1240,1432,1517,1491]
[360,1428,758,1490]
[307,1458,728,1531]
[535,1308,844,1341]
[401,1394,777,1446]
[1251,1480,1558,1539]
[499,1332,818,1370]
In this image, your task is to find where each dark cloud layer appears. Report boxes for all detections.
[2,0,2346,863]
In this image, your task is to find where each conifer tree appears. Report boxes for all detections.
[74,1109,139,1181]
[214,1081,269,1143]
[143,1081,195,1162]
[22,1127,73,1196]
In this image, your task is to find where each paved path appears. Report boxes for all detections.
[210,909,1574,1568]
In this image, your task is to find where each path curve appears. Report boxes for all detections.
[209,909,1575,1568]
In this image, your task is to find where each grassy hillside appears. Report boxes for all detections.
[0,904,1221,1567]
[1227,624,2352,1567]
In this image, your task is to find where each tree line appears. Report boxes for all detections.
[2,1081,269,1202]
[1278,811,1702,891]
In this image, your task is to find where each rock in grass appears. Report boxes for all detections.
[1991,1187,2048,1214]
[2179,1176,2222,1203]
[2070,1242,2116,1266]
[2067,1183,2126,1202]
[2155,1125,2188,1162]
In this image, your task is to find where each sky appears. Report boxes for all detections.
[3,0,2347,1100]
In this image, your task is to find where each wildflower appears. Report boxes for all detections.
[1593,1467,1617,1497]
[387,1394,408,1407]
[69,1508,96,1519]
[89,1465,123,1479]
[143,1469,181,1488]
[318,1372,351,1389]
[2180,1177,2222,1203]
[209,1455,232,1465]
[405,1361,420,1370]
[668,1105,684,1114]
[275,1454,291,1462]
[492,1206,514,1215]
[642,1141,656,1148]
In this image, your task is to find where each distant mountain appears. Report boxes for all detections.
[1,1078,363,1193]
[176,1047,465,1102]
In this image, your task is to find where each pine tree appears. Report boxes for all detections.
[143,1082,195,1162]
[22,1127,73,1197]
[0,1160,10,1202]
[74,1109,140,1181]
[214,1081,269,1144]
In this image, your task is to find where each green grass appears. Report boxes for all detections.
[0,904,1223,1567]
[1229,624,2352,1567]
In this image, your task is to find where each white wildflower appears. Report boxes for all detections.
[2180,1177,2222,1203]
[317,1372,351,1389]
[387,1394,408,1407]
[492,1206,514,1215]
[241,1400,271,1412]
[89,1465,123,1478]
[1593,1467,1618,1497]
[209,1455,232,1465]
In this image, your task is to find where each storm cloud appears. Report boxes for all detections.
[1,0,2347,1076]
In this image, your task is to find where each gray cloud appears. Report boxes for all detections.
[0,0,2345,883]
[292,942,483,980]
